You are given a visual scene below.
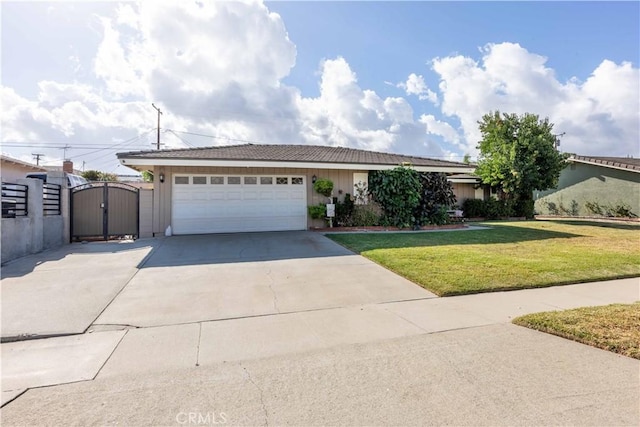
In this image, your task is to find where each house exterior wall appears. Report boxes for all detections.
[139,188,154,238]
[1,161,45,182]
[150,166,363,234]
[534,162,640,216]
[451,183,482,205]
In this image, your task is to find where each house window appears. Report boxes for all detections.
[244,177,257,185]
[260,177,273,185]
[291,177,303,185]
[227,177,241,185]
[175,176,189,185]
[210,176,224,185]
[276,177,288,185]
[193,176,207,185]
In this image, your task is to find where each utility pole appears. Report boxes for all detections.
[32,153,44,165]
[553,132,566,151]
[152,103,163,150]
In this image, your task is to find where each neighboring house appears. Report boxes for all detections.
[117,144,476,235]
[534,155,640,217]
[1,155,47,182]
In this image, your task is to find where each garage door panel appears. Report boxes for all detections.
[172,175,307,235]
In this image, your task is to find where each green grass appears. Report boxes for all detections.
[328,221,640,296]
[513,302,640,359]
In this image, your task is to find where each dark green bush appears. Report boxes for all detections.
[335,194,355,226]
[513,198,534,218]
[308,204,326,220]
[462,198,486,218]
[415,172,457,226]
[369,167,421,228]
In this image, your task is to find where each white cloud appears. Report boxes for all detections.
[297,57,427,153]
[432,42,640,156]
[419,114,461,147]
[1,1,443,171]
[398,73,438,104]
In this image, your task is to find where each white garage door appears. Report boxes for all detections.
[171,174,307,234]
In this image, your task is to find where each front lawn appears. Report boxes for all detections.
[327,221,640,296]
[513,302,640,359]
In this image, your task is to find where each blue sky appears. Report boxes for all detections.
[1,1,638,173]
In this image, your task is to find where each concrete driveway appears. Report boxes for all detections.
[1,240,156,341]
[93,231,432,328]
[1,231,432,339]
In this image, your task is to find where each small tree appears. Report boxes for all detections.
[476,111,568,218]
[141,170,154,182]
[81,170,101,181]
[313,178,334,200]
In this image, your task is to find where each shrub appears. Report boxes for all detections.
[313,178,334,198]
[308,204,326,220]
[513,198,534,219]
[462,198,486,218]
[335,193,355,226]
[415,172,457,226]
[368,167,421,228]
[351,204,382,226]
[426,205,450,226]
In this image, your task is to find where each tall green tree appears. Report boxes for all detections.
[476,111,568,217]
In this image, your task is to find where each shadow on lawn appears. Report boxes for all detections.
[327,223,582,251]
[542,220,640,231]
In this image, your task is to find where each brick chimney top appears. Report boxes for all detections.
[63,160,74,174]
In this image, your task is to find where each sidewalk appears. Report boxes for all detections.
[3,277,638,409]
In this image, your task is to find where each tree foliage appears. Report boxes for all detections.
[141,170,154,182]
[476,111,568,214]
[415,173,457,225]
[81,170,119,182]
[313,178,334,198]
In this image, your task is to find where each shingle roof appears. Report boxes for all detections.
[570,155,640,172]
[118,143,470,168]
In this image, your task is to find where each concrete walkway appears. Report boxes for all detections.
[2,277,638,424]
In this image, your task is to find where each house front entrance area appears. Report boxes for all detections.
[171,174,307,234]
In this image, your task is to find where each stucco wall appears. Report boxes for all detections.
[534,162,640,216]
[1,173,68,264]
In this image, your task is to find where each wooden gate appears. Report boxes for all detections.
[70,182,139,241]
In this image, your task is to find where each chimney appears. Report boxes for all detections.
[63,160,74,174]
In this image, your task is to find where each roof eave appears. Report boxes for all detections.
[118,157,476,174]
[569,156,640,174]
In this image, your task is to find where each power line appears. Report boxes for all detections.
[32,153,44,165]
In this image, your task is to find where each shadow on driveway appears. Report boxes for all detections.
[1,239,158,279]
[141,231,355,268]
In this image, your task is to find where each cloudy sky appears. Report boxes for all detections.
[1,1,638,174]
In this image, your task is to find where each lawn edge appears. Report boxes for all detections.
[512,303,640,360]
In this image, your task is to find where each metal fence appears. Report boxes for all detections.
[43,183,62,216]
[1,182,28,218]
